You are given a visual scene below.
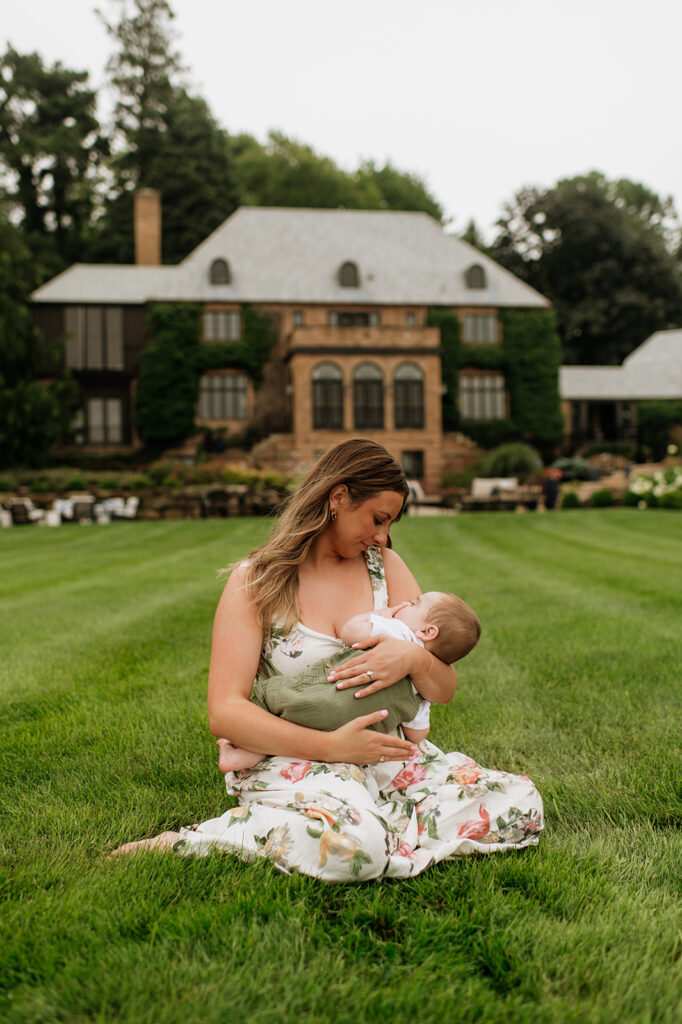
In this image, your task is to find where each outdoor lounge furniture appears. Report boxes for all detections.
[70,494,96,523]
[200,488,234,517]
[405,479,444,514]
[461,477,540,511]
[8,498,45,525]
[94,496,140,521]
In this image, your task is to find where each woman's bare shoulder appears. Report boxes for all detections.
[381,546,421,602]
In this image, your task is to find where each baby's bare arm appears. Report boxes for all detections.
[339,613,374,647]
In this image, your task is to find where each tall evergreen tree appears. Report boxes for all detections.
[97,0,239,263]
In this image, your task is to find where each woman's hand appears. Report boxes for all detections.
[327,709,418,765]
[329,635,418,698]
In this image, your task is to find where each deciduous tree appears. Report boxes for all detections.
[492,173,682,365]
[0,45,104,276]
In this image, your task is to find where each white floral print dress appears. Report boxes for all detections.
[175,547,544,880]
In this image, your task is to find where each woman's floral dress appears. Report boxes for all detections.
[175,548,543,880]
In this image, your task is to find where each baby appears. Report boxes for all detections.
[218,590,480,772]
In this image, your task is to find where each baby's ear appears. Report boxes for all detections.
[416,623,439,643]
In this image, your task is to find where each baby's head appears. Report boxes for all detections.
[394,591,481,664]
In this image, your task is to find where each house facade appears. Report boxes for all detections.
[560,329,682,447]
[32,197,550,490]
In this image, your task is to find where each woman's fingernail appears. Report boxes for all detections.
[381,709,388,717]
[352,643,359,648]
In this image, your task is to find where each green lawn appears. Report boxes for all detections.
[1,511,681,1024]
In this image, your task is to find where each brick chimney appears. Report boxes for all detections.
[134,189,162,265]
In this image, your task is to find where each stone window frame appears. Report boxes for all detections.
[402,450,425,479]
[353,361,384,430]
[203,309,241,342]
[64,305,125,371]
[198,372,248,420]
[394,361,425,429]
[311,361,344,429]
[462,312,499,345]
[327,310,381,327]
[85,396,123,444]
[459,371,507,421]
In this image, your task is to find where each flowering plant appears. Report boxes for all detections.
[626,465,682,508]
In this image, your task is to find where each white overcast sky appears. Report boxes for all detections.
[4,0,681,238]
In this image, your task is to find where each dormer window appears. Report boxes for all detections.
[465,264,486,289]
[338,261,360,288]
[210,258,231,285]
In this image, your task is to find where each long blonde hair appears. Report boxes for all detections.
[241,438,409,633]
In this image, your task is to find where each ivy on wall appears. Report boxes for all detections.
[429,305,563,451]
[500,308,564,444]
[197,306,278,386]
[638,400,682,459]
[136,303,277,446]
[427,309,460,431]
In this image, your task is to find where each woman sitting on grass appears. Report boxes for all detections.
[112,438,543,879]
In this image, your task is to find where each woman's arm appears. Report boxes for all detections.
[207,565,417,764]
[329,547,457,704]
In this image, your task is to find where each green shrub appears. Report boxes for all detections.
[261,471,293,490]
[458,420,518,449]
[30,478,50,493]
[476,442,542,478]
[221,466,256,486]
[657,490,682,509]
[0,475,14,491]
[129,474,152,489]
[148,462,175,486]
[65,475,88,491]
[552,456,592,481]
[162,475,180,489]
[561,491,581,509]
[590,488,615,507]
[580,440,637,461]
[99,476,119,490]
[441,467,475,489]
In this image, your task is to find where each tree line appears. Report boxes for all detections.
[1,0,681,465]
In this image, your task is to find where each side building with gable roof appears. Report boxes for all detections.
[31,197,552,490]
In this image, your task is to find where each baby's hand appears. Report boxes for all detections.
[380,601,411,619]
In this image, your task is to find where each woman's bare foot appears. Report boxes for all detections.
[217,738,264,773]
[108,830,180,859]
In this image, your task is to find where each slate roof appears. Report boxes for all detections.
[560,330,682,400]
[32,207,549,308]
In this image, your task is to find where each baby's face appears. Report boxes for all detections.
[393,591,441,634]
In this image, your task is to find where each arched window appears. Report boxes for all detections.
[338,261,360,288]
[353,362,384,429]
[465,264,486,289]
[394,362,424,429]
[209,258,231,285]
[312,362,344,429]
